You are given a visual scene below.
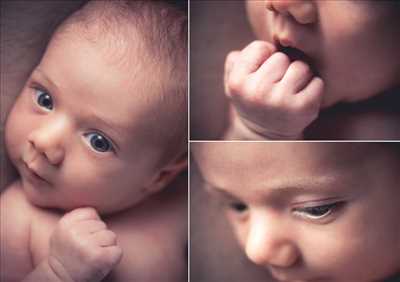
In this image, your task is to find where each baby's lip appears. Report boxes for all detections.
[23,161,52,186]
[269,265,331,282]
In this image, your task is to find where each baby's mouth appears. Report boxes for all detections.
[23,161,51,185]
[277,44,319,76]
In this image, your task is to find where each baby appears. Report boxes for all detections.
[192,142,400,282]
[224,0,400,140]
[1,1,187,281]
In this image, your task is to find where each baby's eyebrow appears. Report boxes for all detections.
[203,181,238,200]
[85,112,126,145]
[32,68,61,92]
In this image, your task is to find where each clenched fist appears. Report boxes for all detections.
[47,207,122,282]
[224,41,324,140]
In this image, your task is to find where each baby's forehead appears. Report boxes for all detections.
[197,143,371,169]
[195,143,395,187]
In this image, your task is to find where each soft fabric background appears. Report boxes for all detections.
[190,0,254,140]
[0,0,87,191]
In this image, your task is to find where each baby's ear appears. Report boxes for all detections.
[149,153,188,194]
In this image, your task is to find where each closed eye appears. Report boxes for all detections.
[293,201,345,220]
[228,202,248,213]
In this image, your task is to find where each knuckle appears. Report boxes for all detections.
[247,41,275,56]
[290,60,312,76]
[81,207,98,217]
[272,52,291,66]
[103,230,117,243]
[313,77,325,92]
[250,81,269,103]
[294,97,319,115]
[248,40,267,50]
[108,231,117,242]
[228,74,245,96]
[226,51,239,64]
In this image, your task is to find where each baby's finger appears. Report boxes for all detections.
[294,76,324,110]
[225,51,240,97]
[61,207,101,225]
[91,230,118,247]
[253,52,290,85]
[233,41,276,77]
[75,219,107,234]
[280,60,314,94]
[103,245,123,266]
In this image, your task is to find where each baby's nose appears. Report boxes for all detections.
[245,214,300,268]
[265,0,318,24]
[28,117,69,166]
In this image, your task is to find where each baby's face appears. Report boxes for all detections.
[194,143,400,282]
[5,30,168,214]
[246,0,400,107]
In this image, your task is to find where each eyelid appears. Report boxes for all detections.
[292,201,344,221]
[227,201,248,213]
[29,80,52,95]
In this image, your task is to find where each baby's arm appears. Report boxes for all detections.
[1,182,34,282]
[1,183,122,282]
[48,208,122,282]
[223,41,324,140]
[24,208,123,282]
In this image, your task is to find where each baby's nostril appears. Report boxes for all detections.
[265,2,276,12]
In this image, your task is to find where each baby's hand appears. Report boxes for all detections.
[47,207,122,282]
[224,41,324,140]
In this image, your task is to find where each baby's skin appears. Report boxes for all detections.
[224,0,400,140]
[1,177,187,282]
[1,1,187,281]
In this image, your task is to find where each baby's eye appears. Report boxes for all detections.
[84,132,113,153]
[293,202,342,220]
[229,202,248,213]
[34,89,53,110]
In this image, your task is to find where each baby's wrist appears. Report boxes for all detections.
[46,256,75,282]
[231,114,304,140]
[21,259,68,282]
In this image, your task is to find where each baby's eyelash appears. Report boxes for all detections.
[29,81,49,93]
[228,202,248,213]
[292,201,345,221]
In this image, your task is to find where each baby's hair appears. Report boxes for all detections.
[53,0,188,165]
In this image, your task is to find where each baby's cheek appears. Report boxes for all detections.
[300,225,396,280]
[5,100,28,160]
[245,1,272,42]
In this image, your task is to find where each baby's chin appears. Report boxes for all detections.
[319,83,384,109]
[23,187,126,216]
